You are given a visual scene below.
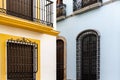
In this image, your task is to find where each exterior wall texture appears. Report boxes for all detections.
[57,1,120,80]
[0,25,57,80]
[0,0,58,80]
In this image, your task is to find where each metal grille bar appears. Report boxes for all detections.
[82,0,98,8]
[73,0,102,11]
[7,38,38,80]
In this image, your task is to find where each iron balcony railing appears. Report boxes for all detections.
[73,0,102,11]
[0,0,53,27]
[57,4,66,18]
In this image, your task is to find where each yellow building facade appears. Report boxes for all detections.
[0,0,59,80]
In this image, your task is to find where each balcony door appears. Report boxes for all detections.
[6,0,33,20]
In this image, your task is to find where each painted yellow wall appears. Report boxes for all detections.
[36,0,40,20]
[0,0,59,36]
[0,0,2,8]
[0,13,59,36]
[0,0,6,8]
[0,0,6,13]
[4,0,6,9]
[0,33,40,80]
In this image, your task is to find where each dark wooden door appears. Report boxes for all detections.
[57,39,64,80]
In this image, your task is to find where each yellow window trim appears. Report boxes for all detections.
[0,33,40,80]
[0,13,59,36]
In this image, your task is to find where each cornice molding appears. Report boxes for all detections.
[102,0,118,6]
[0,14,59,36]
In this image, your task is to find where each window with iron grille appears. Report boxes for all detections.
[7,39,38,80]
[57,39,64,80]
[76,30,100,80]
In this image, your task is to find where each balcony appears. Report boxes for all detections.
[73,0,102,15]
[57,4,66,21]
[0,0,53,27]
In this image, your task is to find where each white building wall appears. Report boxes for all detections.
[57,1,120,80]
[0,25,56,80]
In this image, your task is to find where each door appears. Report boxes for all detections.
[57,38,66,80]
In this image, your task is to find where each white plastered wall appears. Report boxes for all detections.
[0,24,56,80]
[57,1,120,80]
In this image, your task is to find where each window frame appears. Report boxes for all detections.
[0,33,40,80]
[76,30,100,80]
[57,36,67,80]
[6,39,38,80]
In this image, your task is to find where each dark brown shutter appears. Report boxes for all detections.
[7,40,37,80]
[6,0,33,20]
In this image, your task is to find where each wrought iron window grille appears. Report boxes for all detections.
[76,30,100,80]
[7,37,38,80]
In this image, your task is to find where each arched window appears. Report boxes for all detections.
[76,30,100,80]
